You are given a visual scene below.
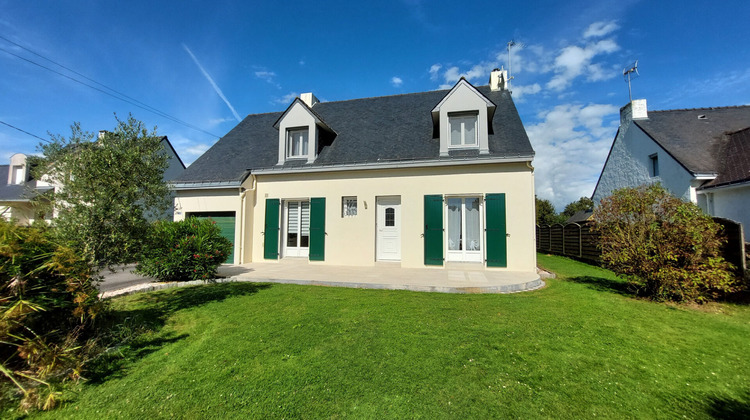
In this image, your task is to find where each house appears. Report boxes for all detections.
[172,70,537,272]
[593,100,750,240]
[0,135,185,225]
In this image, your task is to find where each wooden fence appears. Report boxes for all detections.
[537,218,746,273]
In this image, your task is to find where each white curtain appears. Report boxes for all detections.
[447,198,462,250]
[465,198,480,251]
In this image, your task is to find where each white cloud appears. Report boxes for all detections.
[391,76,403,87]
[207,117,236,127]
[510,83,542,100]
[584,21,619,39]
[254,71,276,82]
[526,103,619,209]
[429,64,441,81]
[546,38,620,91]
[272,92,299,105]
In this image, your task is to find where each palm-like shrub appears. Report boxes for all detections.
[137,217,232,282]
[0,220,103,410]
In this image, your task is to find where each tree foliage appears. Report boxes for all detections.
[591,184,738,302]
[535,196,565,225]
[0,220,103,410]
[561,196,593,219]
[136,217,233,282]
[34,115,170,267]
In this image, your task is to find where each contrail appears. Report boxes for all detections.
[182,44,242,122]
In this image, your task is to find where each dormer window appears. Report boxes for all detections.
[287,128,309,158]
[449,113,478,148]
[11,165,24,184]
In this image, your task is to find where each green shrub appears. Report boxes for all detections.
[591,183,739,302]
[0,220,103,411]
[136,217,232,282]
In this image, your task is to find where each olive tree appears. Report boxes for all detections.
[34,115,170,267]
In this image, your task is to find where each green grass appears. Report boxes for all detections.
[13,254,750,418]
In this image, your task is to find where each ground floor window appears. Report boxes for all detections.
[284,200,309,257]
[446,196,482,262]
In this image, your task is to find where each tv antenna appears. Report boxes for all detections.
[507,40,523,90]
[623,60,639,102]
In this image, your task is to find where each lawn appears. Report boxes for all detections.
[12,254,750,418]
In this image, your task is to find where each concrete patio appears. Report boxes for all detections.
[100,259,545,298]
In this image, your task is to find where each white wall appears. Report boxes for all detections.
[702,184,750,241]
[249,162,536,272]
[594,122,695,203]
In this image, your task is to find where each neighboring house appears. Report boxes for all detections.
[0,136,185,225]
[173,70,538,273]
[593,100,750,240]
[0,153,54,224]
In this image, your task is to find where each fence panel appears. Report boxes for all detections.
[713,217,746,273]
[563,223,582,257]
[550,224,564,255]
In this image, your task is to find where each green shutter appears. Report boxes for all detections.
[263,199,280,260]
[485,193,507,267]
[309,197,326,261]
[424,194,444,266]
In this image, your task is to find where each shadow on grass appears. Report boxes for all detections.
[705,391,750,419]
[564,276,635,297]
[86,282,272,383]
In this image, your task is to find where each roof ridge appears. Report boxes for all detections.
[316,87,453,106]
[725,126,750,136]
[650,104,750,113]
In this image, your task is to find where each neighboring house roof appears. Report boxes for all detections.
[160,136,187,170]
[633,106,750,175]
[565,209,593,224]
[176,85,534,185]
[700,126,750,189]
[0,164,52,203]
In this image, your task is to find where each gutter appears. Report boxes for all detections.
[250,154,534,175]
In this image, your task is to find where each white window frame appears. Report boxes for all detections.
[342,196,357,218]
[287,128,309,159]
[445,195,484,263]
[11,165,24,185]
[448,112,478,148]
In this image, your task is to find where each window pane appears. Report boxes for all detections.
[464,117,476,145]
[301,131,309,155]
[447,198,462,250]
[385,208,395,226]
[300,201,310,236]
[450,119,461,145]
[287,201,299,247]
[465,198,480,251]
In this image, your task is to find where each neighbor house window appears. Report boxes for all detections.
[287,128,309,158]
[342,196,357,217]
[11,166,24,185]
[649,153,659,177]
[449,113,478,147]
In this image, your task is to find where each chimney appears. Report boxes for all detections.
[620,99,648,125]
[489,68,508,91]
[98,130,108,140]
[300,92,319,107]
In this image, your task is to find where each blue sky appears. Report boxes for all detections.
[1,0,749,210]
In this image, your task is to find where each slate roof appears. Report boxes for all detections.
[0,165,52,202]
[701,127,750,189]
[634,106,750,175]
[176,85,534,185]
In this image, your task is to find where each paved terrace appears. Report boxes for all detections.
[100,259,545,298]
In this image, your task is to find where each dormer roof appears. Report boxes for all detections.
[273,97,333,133]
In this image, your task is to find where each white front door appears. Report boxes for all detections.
[283,200,310,258]
[376,196,401,261]
[446,196,483,263]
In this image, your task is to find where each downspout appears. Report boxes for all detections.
[238,175,257,264]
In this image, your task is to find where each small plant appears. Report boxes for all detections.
[591,183,739,302]
[0,220,103,411]
[136,217,232,282]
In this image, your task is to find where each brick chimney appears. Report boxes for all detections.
[489,68,508,91]
[300,92,319,107]
[620,99,648,125]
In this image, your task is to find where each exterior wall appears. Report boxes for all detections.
[593,122,695,203]
[8,153,28,185]
[0,202,38,225]
[250,162,536,272]
[701,184,750,241]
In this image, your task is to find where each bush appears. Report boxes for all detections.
[0,220,103,410]
[136,217,232,282]
[591,184,739,302]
